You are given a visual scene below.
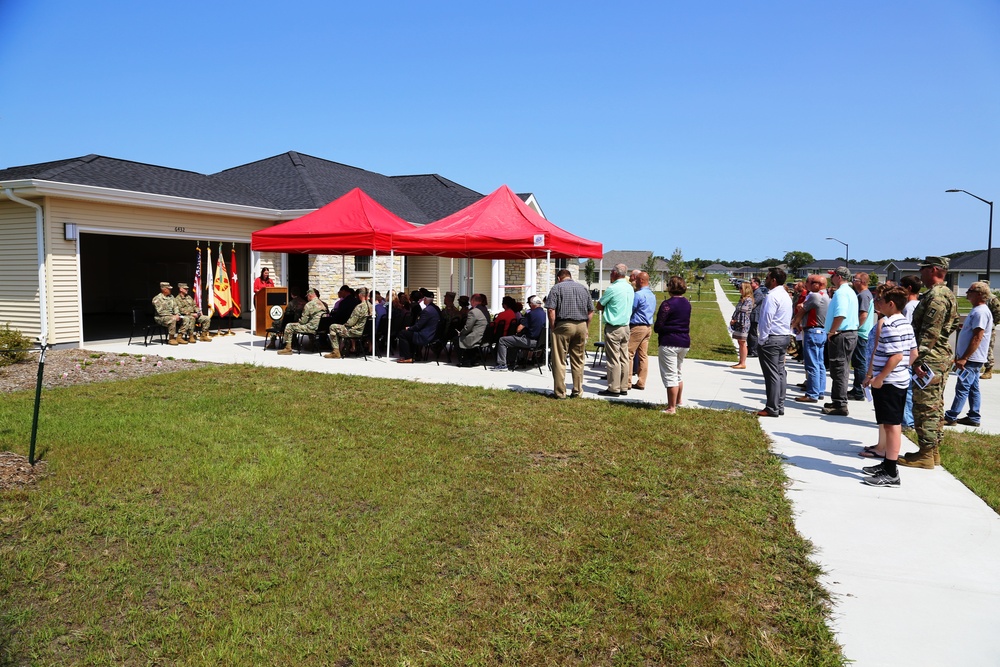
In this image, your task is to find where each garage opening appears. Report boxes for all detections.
[81,233,250,342]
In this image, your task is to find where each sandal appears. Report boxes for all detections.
[858,445,885,458]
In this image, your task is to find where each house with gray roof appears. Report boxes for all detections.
[947,249,1000,296]
[585,251,669,290]
[883,260,922,285]
[0,151,573,346]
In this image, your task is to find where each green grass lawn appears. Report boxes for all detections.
[941,429,1000,513]
[587,289,737,364]
[0,369,843,665]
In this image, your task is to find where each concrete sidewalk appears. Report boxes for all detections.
[87,284,1000,665]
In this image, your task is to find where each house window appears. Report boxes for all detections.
[555,258,568,270]
[354,256,371,273]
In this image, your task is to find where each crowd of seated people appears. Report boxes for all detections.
[269,282,547,369]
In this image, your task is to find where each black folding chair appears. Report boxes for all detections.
[128,308,166,346]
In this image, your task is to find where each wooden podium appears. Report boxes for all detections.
[254,287,288,336]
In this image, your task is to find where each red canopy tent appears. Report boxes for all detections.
[251,187,415,255]
[251,187,416,358]
[391,184,602,365]
[389,185,602,259]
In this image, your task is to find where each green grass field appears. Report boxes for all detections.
[0,368,843,666]
[587,287,737,363]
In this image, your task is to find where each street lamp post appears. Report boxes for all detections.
[946,189,993,282]
[826,237,849,271]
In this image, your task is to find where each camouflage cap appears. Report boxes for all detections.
[159,281,173,289]
[967,282,992,297]
[833,266,852,280]
[305,288,318,297]
[178,282,189,290]
[919,256,949,269]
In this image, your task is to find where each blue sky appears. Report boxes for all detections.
[2,0,998,264]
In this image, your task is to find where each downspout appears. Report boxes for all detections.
[3,188,48,345]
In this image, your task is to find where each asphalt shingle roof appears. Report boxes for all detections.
[0,154,279,208]
[390,174,483,223]
[0,151,496,225]
[949,249,1000,271]
[601,250,656,270]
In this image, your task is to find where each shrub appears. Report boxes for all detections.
[0,323,33,367]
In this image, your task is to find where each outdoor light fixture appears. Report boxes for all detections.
[825,237,849,270]
[946,189,994,281]
[64,223,78,241]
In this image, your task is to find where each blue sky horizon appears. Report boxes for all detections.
[2,0,998,264]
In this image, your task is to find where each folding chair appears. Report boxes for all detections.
[128,308,167,346]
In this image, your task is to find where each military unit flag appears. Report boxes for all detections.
[230,245,241,318]
[213,244,233,317]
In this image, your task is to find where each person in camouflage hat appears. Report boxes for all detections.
[981,282,999,380]
[175,283,212,343]
[152,282,184,345]
[325,287,373,359]
[899,256,960,469]
[278,289,326,355]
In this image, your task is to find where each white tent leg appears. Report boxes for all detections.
[544,250,551,371]
[386,250,394,361]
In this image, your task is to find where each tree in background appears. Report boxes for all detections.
[782,251,815,274]
[584,258,597,289]
[641,253,663,290]
[666,247,686,279]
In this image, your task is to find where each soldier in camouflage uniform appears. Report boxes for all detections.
[325,287,373,359]
[278,289,326,355]
[981,284,999,379]
[899,256,960,469]
[152,281,184,345]
[175,283,212,343]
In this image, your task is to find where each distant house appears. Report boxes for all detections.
[947,249,1000,296]
[883,261,921,285]
[588,250,661,290]
[731,266,761,281]
[703,263,733,274]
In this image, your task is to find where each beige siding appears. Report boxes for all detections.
[0,201,41,339]
[45,197,279,346]
[472,259,493,300]
[257,252,283,286]
[406,256,439,295]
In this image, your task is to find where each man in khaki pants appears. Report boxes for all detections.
[545,269,594,399]
[596,263,632,397]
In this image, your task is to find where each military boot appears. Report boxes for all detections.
[200,333,212,342]
[168,335,179,346]
[277,341,294,355]
[187,335,197,344]
[898,447,936,470]
[934,448,941,466]
[324,347,342,359]
[981,368,992,380]
[177,336,188,344]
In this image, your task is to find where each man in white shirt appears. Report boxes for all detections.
[754,267,793,417]
[944,282,994,427]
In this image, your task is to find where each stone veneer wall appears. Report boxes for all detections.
[501,258,581,302]
[309,254,404,300]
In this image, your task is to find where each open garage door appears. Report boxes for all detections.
[80,233,250,342]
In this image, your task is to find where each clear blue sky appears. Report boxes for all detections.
[2,0,998,264]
